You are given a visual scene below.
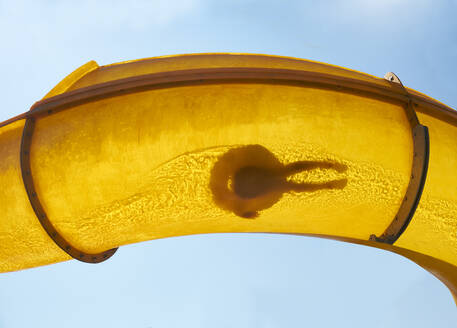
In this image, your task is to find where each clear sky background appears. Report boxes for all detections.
[0,1,456,327]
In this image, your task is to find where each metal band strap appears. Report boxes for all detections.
[20,116,118,263]
[369,73,430,244]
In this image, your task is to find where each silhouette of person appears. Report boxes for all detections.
[209,144,347,218]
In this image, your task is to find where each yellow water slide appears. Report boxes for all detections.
[1,54,456,298]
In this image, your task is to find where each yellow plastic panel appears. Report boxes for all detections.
[43,60,99,99]
[397,110,457,265]
[0,120,69,272]
[30,83,411,257]
[68,54,390,92]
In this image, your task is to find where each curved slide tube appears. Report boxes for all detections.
[1,54,456,300]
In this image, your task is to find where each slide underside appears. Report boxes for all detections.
[1,54,456,299]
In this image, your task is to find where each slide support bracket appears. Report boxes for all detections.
[369,72,430,245]
[20,115,118,263]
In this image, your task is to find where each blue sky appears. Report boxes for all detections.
[0,0,456,327]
